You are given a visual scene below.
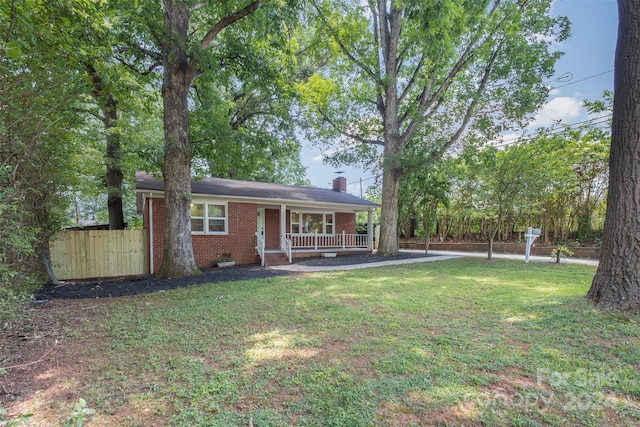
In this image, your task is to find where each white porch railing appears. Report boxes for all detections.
[281,234,292,263]
[257,232,370,266]
[286,232,369,250]
[255,232,266,266]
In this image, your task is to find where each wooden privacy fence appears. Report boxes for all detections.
[50,230,148,280]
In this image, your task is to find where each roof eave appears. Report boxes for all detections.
[135,188,379,210]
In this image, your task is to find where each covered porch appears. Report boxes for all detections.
[255,203,375,266]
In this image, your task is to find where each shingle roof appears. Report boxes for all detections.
[135,171,379,208]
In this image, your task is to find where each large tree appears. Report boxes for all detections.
[79,59,163,228]
[109,0,302,277]
[587,0,640,312]
[158,0,261,278]
[299,0,568,255]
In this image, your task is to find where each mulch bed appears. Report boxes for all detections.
[34,252,434,300]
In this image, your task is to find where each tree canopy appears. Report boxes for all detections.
[298,0,569,255]
[0,0,309,286]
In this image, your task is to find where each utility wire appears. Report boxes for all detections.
[348,113,612,184]
[494,114,612,147]
[348,175,378,186]
[550,69,613,89]
[344,73,614,185]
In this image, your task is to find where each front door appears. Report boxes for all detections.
[257,208,265,239]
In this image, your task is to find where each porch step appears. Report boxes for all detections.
[263,253,290,267]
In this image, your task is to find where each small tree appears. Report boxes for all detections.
[470,132,568,259]
[398,161,451,253]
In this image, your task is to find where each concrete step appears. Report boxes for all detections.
[263,253,290,266]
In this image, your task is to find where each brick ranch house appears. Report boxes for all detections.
[135,171,379,271]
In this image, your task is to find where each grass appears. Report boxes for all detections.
[13,258,640,426]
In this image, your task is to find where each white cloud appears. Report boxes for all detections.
[311,148,335,163]
[530,96,584,128]
[346,182,362,196]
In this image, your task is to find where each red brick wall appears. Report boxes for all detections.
[145,198,259,272]
[335,212,356,234]
[264,209,282,250]
[143,199,360,272]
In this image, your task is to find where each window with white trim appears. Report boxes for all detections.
[291,211,334,234]
[190,202,227,234]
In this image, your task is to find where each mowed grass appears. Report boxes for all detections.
[37,258,640,425]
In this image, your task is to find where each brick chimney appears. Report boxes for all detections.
[332,176,346,192]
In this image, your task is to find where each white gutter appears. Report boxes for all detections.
[148,196,154,274]
[134,189,379,211]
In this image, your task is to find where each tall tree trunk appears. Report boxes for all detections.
[157,0,199,278]
[378,165,402,255]
[41,248,60,285]
[587,0,640,312]
[157,0,259,278]
[86,64,125,230]
[105,104,125,230]
[377,93,402,255]
[374,1,403,256]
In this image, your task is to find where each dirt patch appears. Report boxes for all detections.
[0,299,115,423]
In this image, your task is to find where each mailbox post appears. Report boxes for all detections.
[524,226,542,263]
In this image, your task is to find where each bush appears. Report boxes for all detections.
[0,287,33,329]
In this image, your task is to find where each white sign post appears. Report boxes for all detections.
[524,226,542,263]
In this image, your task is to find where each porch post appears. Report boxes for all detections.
[367,208,374,252]
[280,204,287,250]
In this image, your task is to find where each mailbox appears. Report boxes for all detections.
[524,226,541,263]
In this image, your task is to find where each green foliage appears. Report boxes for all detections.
[551,245,574,263]
[0,170,38,286]
[433,93,611,245]
[298,0,569,253]
[63,398,95,427]
[188,7,308,185]
[398,159,452,239]
[299,0,569,166]
[0,409,33,426]
[0,287,33,329]
[1,0,87,291]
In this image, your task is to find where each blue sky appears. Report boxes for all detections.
[300,0,618,194]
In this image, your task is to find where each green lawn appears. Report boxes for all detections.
[19,258,640,425]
